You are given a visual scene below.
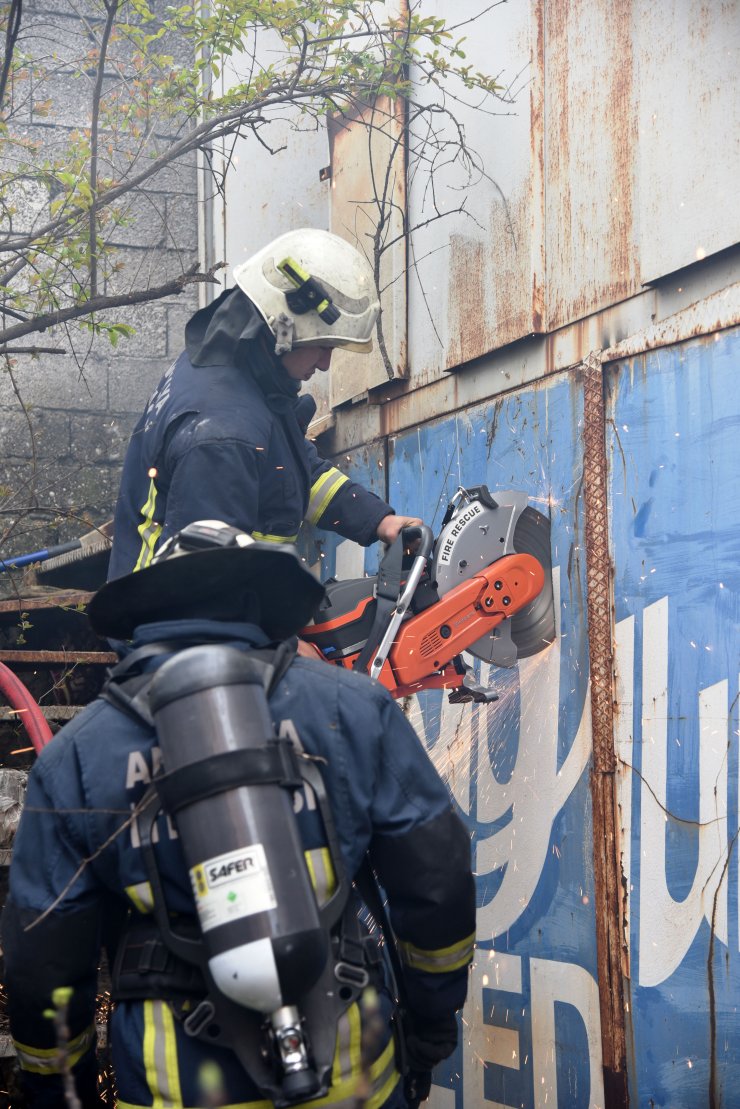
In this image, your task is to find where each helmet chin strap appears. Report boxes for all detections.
[273,312,295,355]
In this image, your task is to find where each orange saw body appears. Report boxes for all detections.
[300,487,555,704]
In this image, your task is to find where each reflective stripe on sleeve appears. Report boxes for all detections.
[14,1021,96,1075]
[134,478,163,572]
[252,530,299,544]
[398,930,476,974]
[306,469,349,526]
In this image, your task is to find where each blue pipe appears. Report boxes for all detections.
[0,539,81,573]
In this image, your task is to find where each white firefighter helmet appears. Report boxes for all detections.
[232,228,380,355]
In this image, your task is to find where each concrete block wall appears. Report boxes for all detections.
[0,1,199,584]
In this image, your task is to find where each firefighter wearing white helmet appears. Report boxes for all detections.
[108,228,421,583]
[233,227,380,354]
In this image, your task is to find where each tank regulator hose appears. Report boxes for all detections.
[0,661,53,752]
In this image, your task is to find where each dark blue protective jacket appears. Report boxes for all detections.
[108,291,393,579]
[3,619,475,1108]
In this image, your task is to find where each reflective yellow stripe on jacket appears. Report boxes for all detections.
[14,1022,96,1075]
[134,477,163,571]
[305,847,337,906]
[142,999,183,1107]
[252,530,299,544]
[398,930,476,974]
[125,881,154,914]
[306,469,349,526]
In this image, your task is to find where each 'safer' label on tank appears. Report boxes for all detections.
[190,843,277,932]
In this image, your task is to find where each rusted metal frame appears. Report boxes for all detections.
[580,349,629,1107]
[0,650,117,665]
[0,592,94,616]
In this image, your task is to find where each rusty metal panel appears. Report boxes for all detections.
[407,0,545,377]
[544,0,641,331]
[607,327,740,1105]
[635,0,740,283]
[327,96,408,404]
[371,373,606,1108]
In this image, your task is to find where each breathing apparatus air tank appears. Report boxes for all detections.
[147,644,328,1098]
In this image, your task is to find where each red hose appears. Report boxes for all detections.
[0,661,53,753]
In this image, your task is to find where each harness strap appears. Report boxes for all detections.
[101,636,299,729]
[155,740,303,813]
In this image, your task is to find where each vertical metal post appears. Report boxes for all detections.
[580,350,630,1106]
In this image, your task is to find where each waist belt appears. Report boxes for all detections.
[112,913,207,1003]
[112,900,384,1007]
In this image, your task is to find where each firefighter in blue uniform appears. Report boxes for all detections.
[3,523,476,1107]
[108,229,420,580]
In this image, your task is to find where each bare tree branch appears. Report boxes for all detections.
[0,262,224,348]
[0,0,22,116]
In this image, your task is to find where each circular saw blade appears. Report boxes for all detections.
[509,506,556,658]
[466,506,556,665]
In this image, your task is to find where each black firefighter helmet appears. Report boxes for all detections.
[88,521,325,641]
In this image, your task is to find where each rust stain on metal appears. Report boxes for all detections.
[328,94,407,399]
[581,350,630,1107]
[531,0,546,334]
[546,0,639,330]
[447,234,487,365]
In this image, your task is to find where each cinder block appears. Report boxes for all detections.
[21,459,123,523]
[3,176,49,234]
[106,355,173,414]
[20,14,98,74]
[103,248,199,304]
[164,194,199,253]
[106,192,167,249]
[0,355,108,411]
[0,408,70,459]
[102,302,169,359]
[70,413,137,463]
[165,305,192,357]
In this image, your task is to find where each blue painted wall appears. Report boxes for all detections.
[326,373,605,1107]
[607,327,740,1108]
[317,329,740,1106]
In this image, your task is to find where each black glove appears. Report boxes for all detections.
[404,1012,458,1072]
[404,1069,432,1108]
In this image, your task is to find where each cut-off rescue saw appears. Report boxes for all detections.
[300,486,556,703]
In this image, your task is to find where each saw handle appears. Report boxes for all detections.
[400,524,434,561]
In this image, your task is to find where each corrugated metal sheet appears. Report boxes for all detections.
[328,95,408,404]
[544,0,641,330]
[406,0,545,377]
[635,0,740,283]
[329,372,607,1108]
[608,326,740,1106]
